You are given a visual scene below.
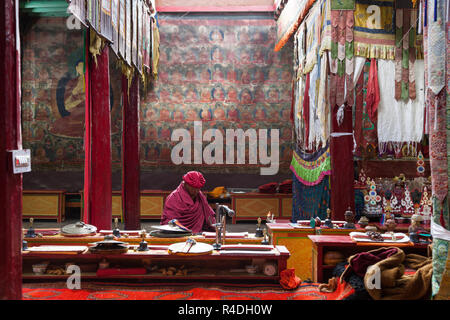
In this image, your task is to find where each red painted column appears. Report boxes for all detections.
[0,0,23,300]
[121,74,141,230]
[330,103,355,221]
[84,42,112,231]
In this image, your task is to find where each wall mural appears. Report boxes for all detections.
[140,16,294,174]
[21,16,294,175]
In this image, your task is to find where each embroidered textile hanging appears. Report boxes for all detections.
[292,173,331,221]
[330,9,354,107]
[395,8,419,101]
[290,143,331,186]
[319,0,332,56]
[377,59,425,153]
[353,0,396,60]
[426,0,446,95]
[304,1,321,74]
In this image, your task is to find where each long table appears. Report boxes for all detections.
[22,244,290,284]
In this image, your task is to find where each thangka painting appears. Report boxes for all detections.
[140,15,294,174]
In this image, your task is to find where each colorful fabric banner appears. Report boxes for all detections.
[275,0,316,52]
[101,0,113,42]
[290,143,331,186]
[353,0,396,59]
[319,0,332,56]
[304,1,321,74]
[292,173,331,221]
[426,0,446,95]
[118,0,126,60]
[111,0,119,56]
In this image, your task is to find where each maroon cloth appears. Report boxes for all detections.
[183,171,206,188]
[365,58,380,123]
[161,183,216,233]
[349,247,399,278]
[258,182,278,194]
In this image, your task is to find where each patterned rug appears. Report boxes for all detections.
[22,281,354,300]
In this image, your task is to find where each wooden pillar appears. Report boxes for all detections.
[330,103,355,221]
[121,74,141,230]
[0,0,22,300]
[83,37,112,231]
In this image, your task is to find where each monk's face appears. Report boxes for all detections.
[184,182,200,199]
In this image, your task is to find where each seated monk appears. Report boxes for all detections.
[161,171,216,233]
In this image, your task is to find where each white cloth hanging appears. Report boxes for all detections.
[377,59,425,148]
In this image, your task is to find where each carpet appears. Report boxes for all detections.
[22,281,354,300]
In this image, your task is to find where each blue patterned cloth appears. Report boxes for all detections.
[292,173,330,222]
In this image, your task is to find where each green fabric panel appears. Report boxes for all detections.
[401,81,409,101]
[331,41,338,60]
[396,27,403,47]
[345,41,354,60]
[402,48,409,69]
[337,59,345,77]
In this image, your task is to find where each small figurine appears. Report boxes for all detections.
[261,228,270,245]
[357,215,369,228]
[343,207,355,229]
[137,231,149,251]
[324,209,333,228]
[255,217,264,237]
[25,218,36,238]
[112,218,121,238]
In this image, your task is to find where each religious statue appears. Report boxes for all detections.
[343,207,355,229]
[255,217,264,237]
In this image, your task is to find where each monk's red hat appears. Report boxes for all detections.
[183,171,206,188]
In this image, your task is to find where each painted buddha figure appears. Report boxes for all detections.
[51,58,85,138]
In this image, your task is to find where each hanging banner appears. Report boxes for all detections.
[126,0,132,66]
[111,0,119,55]
[101,0,113,42]
[275,0,316,52]
[87,0,101,34]
[143,6,150,70]
[68,0,89,28]
[151,15,160,78]
[137,0,143,74]
[119,0,126,60]
[132,0,138,68]
[353,0,396,59]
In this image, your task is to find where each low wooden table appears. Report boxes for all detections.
[308,235,430,283]
[23,229,263,246]
[22,245,290,283]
